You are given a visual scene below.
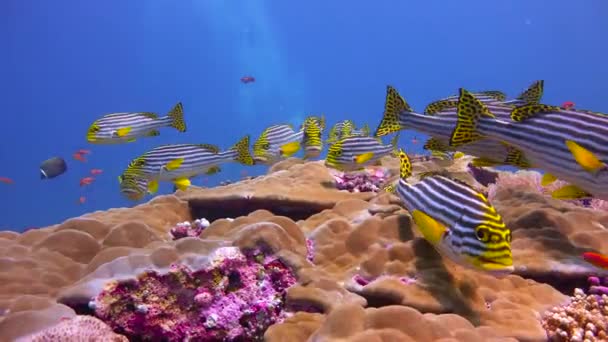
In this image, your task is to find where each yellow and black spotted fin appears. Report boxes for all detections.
[510,104,560,122]
[145,130,161,137]
[423,137,451,152]
[503,144,531,168]
[197,144,220,153]
[382,182,397,194]
[168,102,187,132]
[231,135,254,166]
[398,148,412,180]
[374,86,411,137]
[140,112,159,119]
[449,88,495,147]
[205,165,221,175]
[516,80,544,104]
[424,99,458,115]
[471,157,503,167]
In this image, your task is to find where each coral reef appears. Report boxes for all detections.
[91,246,296,341]
[169,218,210,240]
[22,315,128,342]
[1,157,608,341]
[331,167,390,193]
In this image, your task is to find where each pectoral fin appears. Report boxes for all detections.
[165,158,184,171]
[411,210,447,245]
[116,127,132,137]
[173,177,191,191]
[355,152,374,164]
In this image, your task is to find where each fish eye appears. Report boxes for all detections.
[262,143,270,150]
[475,227,491,242]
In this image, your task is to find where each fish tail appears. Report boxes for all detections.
[167,102,186,132]
[449,88,495,147]
[230,135,255,166]
[374,86,411,137]
[398,148,412,180]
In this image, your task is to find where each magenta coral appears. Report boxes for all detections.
[169,218,210,240]
[332,168,390,193]
[26,316,128,341]
[90,246,296,341]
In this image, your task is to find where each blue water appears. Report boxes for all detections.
[2,1,607,231]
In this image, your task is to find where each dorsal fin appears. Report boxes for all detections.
[510,104,560,122]
[516,80,544,104]
[424,99,458,115]
[196,144,220,153]
[139,112,159,119]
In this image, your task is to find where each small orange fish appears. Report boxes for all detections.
[73,153,87,162]
[78,196,86,204]
[90,169,103,175]
[582,252,608,269]
[80,177,94,186]
[77,149,92,155]
[0,177,14,184]
[562,101,575,109]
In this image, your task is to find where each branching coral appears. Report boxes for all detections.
[331,168,390,193]
[89,246,297,341]
[169,218,210,240]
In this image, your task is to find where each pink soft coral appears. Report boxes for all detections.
[332,167,390,193]
[25,316,128,342]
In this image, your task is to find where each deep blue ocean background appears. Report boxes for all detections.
[2,1,607,231]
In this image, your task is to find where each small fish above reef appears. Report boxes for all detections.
[562,101,575,109]
[0,177,14,184]
[253,124,305,165]
[327,120,370,144]
[394,148,513,276]
[300,115,326,159]
[87,102,186,144]
[582,252,608,270]
[40,157,67,179]
[240,76,255,84]
[325,134,399,172]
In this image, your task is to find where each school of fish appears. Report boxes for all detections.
[6,79,606,277]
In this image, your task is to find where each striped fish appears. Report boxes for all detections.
[450,89,608,200]
[326,120,370,144]
[118,174,151,201]
[301,115,326,159]
[374,86,532,168]
[424,80,544,116]
[395,148,513,275]
[253,124,304,165]
[325,134,399,171]
[87,102,186,144]
[121,135,254,194]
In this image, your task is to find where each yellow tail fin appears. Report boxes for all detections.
[168,102,186,132]
[449,88,495,147]
[374,86,411,137]
[398,148,412,180]
[231,135,254,165]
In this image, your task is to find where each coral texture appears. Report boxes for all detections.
[1,157,608,341]
[331,167,390,193]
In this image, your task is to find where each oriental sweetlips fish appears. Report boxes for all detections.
[375,86,532,168]
[325,134,399,171]
[326,120,370,144]
[300,115,326,159]
[394,148,513,275]
[87,102,186,144]
[449,89,608,200]
[252,124,305,165]
[118,173,151,201]
[120,135,254,198]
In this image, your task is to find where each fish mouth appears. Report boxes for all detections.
[476,256,514,277]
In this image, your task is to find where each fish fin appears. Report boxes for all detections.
[205,166,221,175]
[471,157,502,167]
[354,152,374,164]
[167,102,186,132]
[126,138,136,143]
[510,103,560,122]
[148,180,159,194]
[173,177,191,191]
[116,127,132,137]
[424,99,458,115]
[565,140,605,173]
[230,135,255,165]
[423,138,451,152]
[515,80,544,104]
[478,90,507,102]
[280,141,301,157]
[196,144,220,153]
[541,173,557,186]
[117,175,123,184]
[503,144,531,168]
[453,151,465,159]
[411,210,447,245]
[551,184,592,200]
[418,170,447,179]
[145,130,160,137]
[398,149,412,180]
[374,86,411,137]
[140,112,159,119]
[450,88,494,147]
[165,158,184,171]
[360,124,371,136]
[382,183,397,194]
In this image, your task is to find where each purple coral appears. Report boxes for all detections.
[170,218,210,240]
[91,246,297,341]
[306,238,315,263]
[467,163,498,187]
[332,168,389,193]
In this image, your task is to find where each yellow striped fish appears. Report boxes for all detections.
[449,89,608,200]
[87,102,186,144]
[395,148,513,275]
[253,124,304,165]
[326,120,370,144]
[301,115,326,159]
[374,86,533,168]
[121,135,253,195]
[118,174,151,201]
[325,134,399,171]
